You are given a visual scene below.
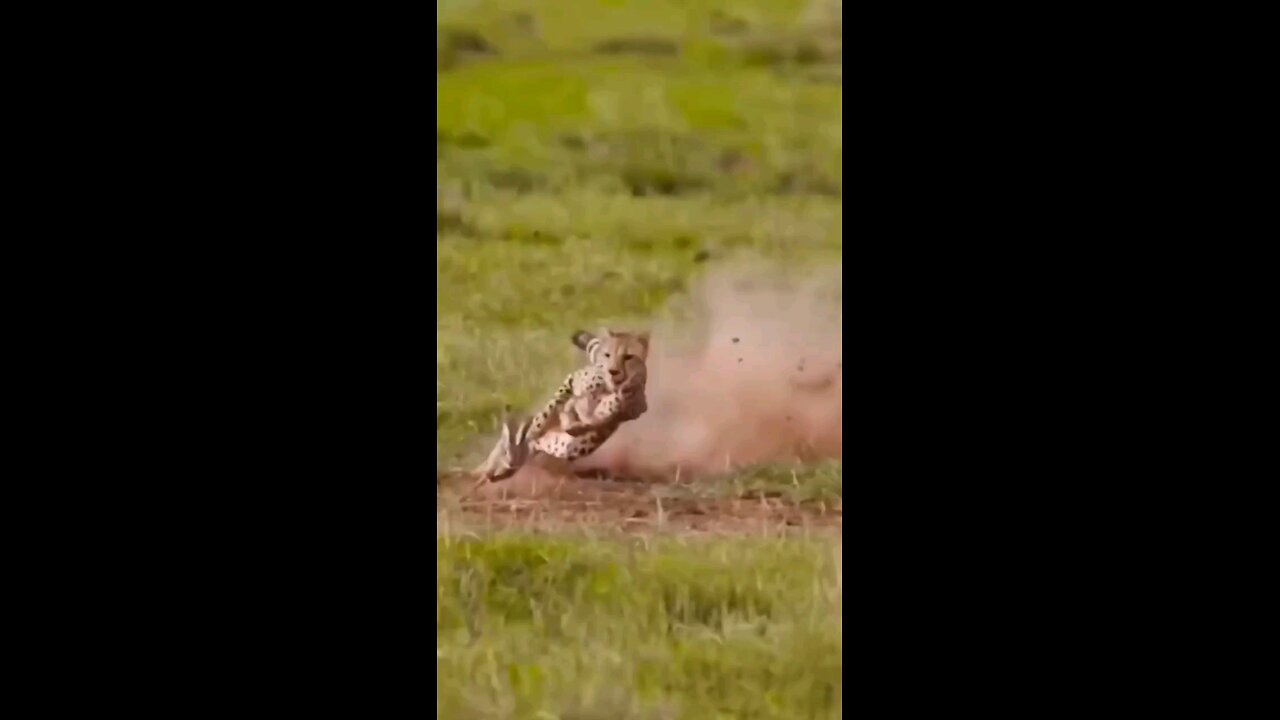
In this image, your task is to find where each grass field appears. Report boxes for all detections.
[438,1,842,717]
[437,534,841,719]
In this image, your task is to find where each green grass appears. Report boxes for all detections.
[437,534,841,719]
[439,2,841,716]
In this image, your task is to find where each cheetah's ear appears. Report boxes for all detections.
[635,331,650,355]
[570,330,594,350]
[602,327,617,338]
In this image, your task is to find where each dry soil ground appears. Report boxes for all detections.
[439,464,842,536]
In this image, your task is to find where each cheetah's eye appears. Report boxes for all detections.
[604,353,611,358]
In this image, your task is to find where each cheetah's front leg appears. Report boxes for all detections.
[563,394,628,436]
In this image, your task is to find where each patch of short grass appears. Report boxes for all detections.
[437,534,841,719]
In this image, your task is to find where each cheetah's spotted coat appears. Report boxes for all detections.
[473,329,649,483]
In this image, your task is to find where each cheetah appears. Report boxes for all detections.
[525,330,648,459]
[538,329,649,438]
[472,328,650,484]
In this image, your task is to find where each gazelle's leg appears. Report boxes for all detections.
[474,420,511,475]
[470,419,525,495]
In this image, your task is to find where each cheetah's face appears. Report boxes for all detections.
[578,328,649,391]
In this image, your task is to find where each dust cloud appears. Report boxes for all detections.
[576,263,842,479]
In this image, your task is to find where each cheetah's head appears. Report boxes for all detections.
[572,328,649,390]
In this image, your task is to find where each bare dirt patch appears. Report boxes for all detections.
[438,465,842,536]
